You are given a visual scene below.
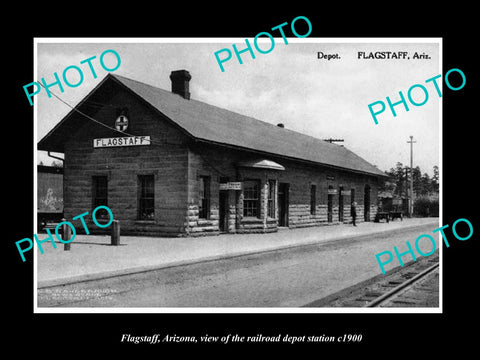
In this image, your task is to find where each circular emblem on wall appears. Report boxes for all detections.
[115,115,129,131]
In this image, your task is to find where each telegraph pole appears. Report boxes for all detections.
[323,138,344,144]
[407,136,416,217]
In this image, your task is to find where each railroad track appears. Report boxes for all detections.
[304,251,440,308]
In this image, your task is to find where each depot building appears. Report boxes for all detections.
[38,70,387,236]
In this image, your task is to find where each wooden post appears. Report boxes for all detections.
[111,220,120,246]
[61,219,71,251]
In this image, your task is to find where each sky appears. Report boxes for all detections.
[35,39,441,176]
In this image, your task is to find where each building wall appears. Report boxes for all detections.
[275,159,379,228]
[61,87,380,237]
[185,144,237,235]
[185,143,380,236]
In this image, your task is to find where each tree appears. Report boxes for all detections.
[419,173,432,196]
[412,166,422,197]
[382,163,439,199]
[389,162,407,197]
[431,165,439,193]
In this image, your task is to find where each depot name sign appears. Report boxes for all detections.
[219,182,242,190]
[93,136,151,148]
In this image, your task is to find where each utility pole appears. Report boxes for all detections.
[323,138,344,144]
[407,136,416,217]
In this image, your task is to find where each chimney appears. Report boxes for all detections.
[170,70,192,100]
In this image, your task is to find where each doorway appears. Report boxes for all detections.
[278,182,289,227]
[219,190,229,232]
[339,186,344,222]
[328,186,333,223]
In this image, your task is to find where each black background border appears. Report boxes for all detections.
[7,6,477,355]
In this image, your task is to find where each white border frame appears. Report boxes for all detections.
[33,37,443,314]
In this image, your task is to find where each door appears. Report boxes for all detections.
[328,186,333,223]
[219,190,228,232]
[278,183,289,227]
[364,184,371,221]
[339,186,344,222]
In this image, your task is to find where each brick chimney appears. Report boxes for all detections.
[169,70,191,100]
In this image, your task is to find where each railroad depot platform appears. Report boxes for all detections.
[37,217,439,288]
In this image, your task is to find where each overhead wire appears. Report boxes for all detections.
[37,81,231,177]
[38,81,148,140]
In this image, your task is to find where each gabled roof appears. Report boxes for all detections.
[38,73,386,177]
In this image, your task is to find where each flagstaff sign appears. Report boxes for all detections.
[93,136,151,148]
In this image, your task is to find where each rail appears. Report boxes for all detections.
[364,262,439,307]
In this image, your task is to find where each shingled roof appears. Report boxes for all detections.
[38,73,386,177]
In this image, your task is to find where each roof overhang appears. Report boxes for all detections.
[38,73,389,180]
[237,159,285,171]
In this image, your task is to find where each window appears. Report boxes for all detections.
[92,176,108,216]
[310,184,316,215]
[267,179,276,218]
[92,176,108,207]
[138,175,154,220]
[198,176,211,219]
[243,180,260,218]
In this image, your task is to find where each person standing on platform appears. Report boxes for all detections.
[351,201,357,226]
